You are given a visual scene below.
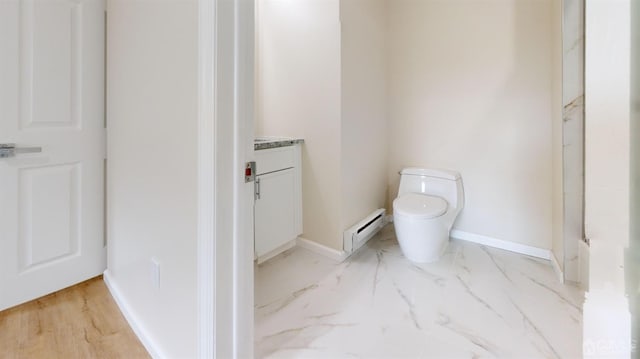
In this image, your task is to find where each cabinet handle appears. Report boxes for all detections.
[255,178,261,200]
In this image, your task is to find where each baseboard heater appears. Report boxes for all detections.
[343,208,386,255]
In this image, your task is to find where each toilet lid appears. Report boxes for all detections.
[393,193,448,219]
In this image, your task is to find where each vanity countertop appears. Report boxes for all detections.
[254,137,304,150]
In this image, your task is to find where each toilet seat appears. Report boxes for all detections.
[394,193,448,219]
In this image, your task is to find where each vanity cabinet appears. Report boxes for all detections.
[254,144,302,262]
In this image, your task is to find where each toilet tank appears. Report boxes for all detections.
[398,168,464,210]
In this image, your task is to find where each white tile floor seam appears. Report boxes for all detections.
[255,224,584,358]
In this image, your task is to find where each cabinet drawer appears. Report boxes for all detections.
[255,147,295,175]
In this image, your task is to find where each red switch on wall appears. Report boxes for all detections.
[245,161,256,183]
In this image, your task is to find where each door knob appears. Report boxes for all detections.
[0,143,42,158]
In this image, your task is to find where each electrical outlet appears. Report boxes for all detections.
[151,257,160,289]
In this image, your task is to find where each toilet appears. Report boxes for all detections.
[393,168,464,263]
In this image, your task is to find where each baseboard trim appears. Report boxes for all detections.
[103,270,161,358]
[550,252,565,284]
[297,229,552,263]
[450,230,551,260]
[297,237,348,262]
[257,239,296,264]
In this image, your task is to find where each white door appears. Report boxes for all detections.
[0,0,105,311]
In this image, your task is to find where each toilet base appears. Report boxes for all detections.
[393,214,450,263]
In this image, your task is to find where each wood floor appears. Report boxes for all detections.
[0,276,149,359]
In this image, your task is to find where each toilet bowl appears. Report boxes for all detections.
[393,168,464,263]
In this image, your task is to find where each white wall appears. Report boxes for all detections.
[387,0,555,250]
[106,0,198,357]
[258,0,560,252]
[340,0,388,233]
[256,0,389,251]
[256,0,344,250]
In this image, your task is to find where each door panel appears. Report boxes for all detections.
[0,0,105,311]
[19,163,80,270]
[254,169,296,257]
[21,0,82,130]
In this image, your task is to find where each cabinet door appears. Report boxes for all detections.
[255,168,296,257]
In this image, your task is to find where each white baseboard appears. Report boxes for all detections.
[385,214,394,223]
[550,252,565,284]
[298,229,553,263]
[103,270,161,358]
[257,239,296,264]
[297,237,348,262]
[450,229,551,260]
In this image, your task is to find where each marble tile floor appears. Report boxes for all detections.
[255,224,584,358]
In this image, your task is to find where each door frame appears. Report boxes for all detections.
[197,0,254,357]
